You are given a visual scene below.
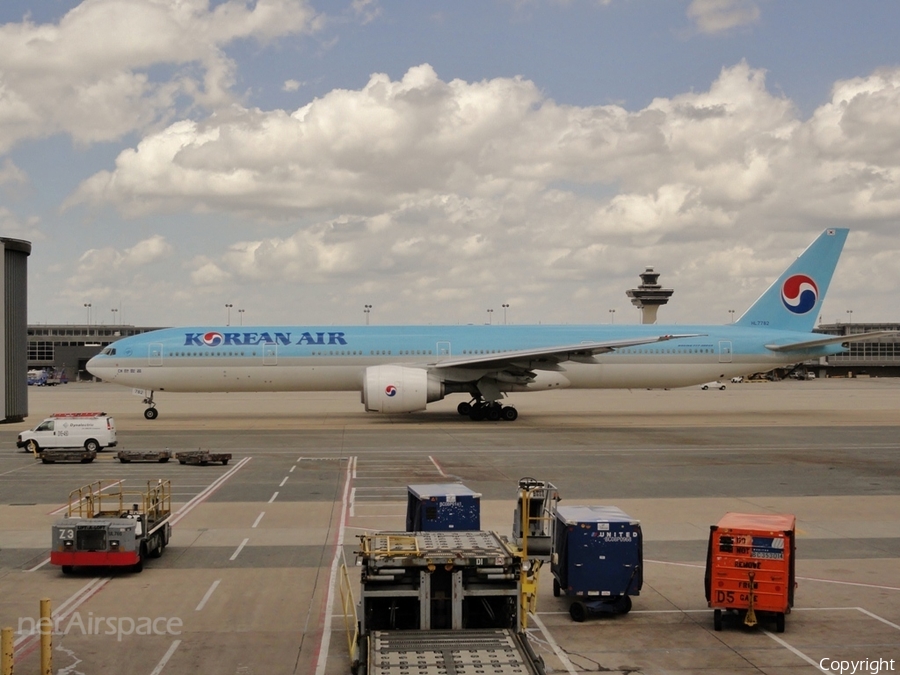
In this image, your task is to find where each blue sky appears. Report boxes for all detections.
[2,0,899,327]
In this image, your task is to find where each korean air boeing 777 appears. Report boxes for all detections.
[87,228,890,421]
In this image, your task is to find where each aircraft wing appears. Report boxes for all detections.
[765,331,900,352]
[433,333,704,370]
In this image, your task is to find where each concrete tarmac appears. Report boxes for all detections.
[1,379,898,674]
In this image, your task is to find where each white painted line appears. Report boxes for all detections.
[25,557,50,572]
[855,607,900,631]
[529,612,578,675]
[169,456,252,527]
[230,538,250,561]
[148,639,182,675]
[350,487,356,517]
[252,511,265,528]
[428,455,448,477]
[289,465,295,473]
[314,456,355,675]
[351,456,357,479]
[279,476,289,487]
[268,492,279,503]
[195,580,221,611]
[763,631,828,672]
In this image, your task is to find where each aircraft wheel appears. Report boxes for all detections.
[469,405,485,421]
[486,405,501,421]
[457,402,472,415]
[144,408,159,420]
[501,406,518,421]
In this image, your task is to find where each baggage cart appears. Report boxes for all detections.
[51,479,171,573]
[37,449,96,464]
[705,512,796,632]
[117,450,172,463]
[176,450,231,465]
[551,505,643,621]
[405,483,480,531]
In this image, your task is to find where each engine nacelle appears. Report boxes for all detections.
[363,365,444,413]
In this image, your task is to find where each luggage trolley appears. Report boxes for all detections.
[550,505,643,622]
[705,512,796,632]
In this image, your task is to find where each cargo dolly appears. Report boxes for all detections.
[705,512,796,633]
[347,530,546,675]
[117,450,172,463]
[36,449,96,464]
[176,450,231,465]
[50,479,172,574]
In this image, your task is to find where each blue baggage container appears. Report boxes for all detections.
[551,505,643,620]
[405,483,481,532]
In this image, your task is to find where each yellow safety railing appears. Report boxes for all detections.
[359,533,420,557]
[338,550,359,668]
[66,480,171,521]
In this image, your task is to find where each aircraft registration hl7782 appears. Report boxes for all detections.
[87,228,892,422]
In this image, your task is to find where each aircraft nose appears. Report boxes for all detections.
[86,355,115,381]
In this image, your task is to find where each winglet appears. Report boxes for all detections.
[735,228,848,333]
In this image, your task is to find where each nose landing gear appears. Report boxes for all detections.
[142,392,159,420]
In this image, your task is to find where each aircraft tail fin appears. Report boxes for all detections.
[735,228,848,332]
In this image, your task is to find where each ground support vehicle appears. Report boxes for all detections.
[551,505,643,622]
[17,412,116,453]
[405,483,481,531]
[512,477,560,558]
[350,530,545,675]
[117,450,171,463]
[38,449,96,464]
[705,512,796,633]
[50,479,171,574]
[176,450,231,465]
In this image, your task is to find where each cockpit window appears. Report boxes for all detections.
[101,347,116,356]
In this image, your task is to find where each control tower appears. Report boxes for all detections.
[626,267,673,325]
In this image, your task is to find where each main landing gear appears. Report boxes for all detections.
[143,391,159,420]
[457,399,518,422]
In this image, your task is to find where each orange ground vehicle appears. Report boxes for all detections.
[704,512,796,632]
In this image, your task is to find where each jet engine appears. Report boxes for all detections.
[362,365,445,413]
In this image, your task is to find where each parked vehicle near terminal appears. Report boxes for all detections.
[701,382,726,390]
[17,412,117,453]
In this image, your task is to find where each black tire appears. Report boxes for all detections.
[84,439,100,453]
[457,401,472,415]
[569,601,587,623]
[61,565,73,575]
[486,405,501,421]
[144,408,159,420]
[26,439,40,453]
[553,578,561,597]
[468,406,485,421]
[149,535,163,558]
[501,406,518,421]
[702,385,709,390]
[179,460,186,464]
[222,459,229,465]
[159,457,169,463]
[614,595,633,614]
[134,545,146,572]
[120,458,130,463]
[719,385,726,390]
[41,458,52,464]
[80,457,93,463]
[775,612,785,633]
[713,609,722,631]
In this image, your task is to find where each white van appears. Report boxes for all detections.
[17,412,117,453]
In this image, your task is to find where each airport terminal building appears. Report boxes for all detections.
[25,321,900,382]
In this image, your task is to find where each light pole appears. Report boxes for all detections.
[609,308,616,324]
[846,309,853,324]
[111,308,118,325]
[364,304,372,325]
[729,309,735,323]
[84,303,92,326]
[238,309,245,326]
[487,308,493,325]
[225,303,233,326]
[502,303,509,325]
